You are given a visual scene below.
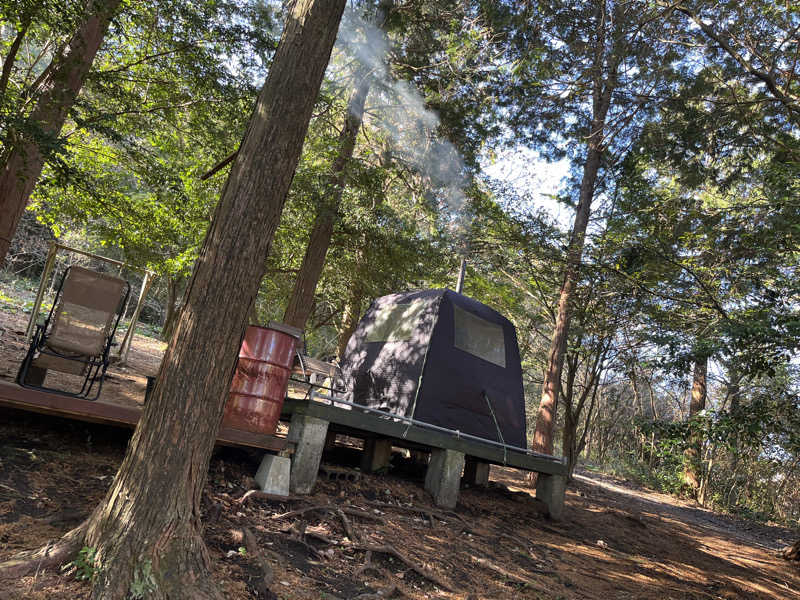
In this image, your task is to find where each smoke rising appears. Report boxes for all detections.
[333,5,471,242]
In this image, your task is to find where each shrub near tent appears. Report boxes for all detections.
[340,289,527,449]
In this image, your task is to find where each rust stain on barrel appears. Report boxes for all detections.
[222,324,299,435]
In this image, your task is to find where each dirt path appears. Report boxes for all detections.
[573,470,796,553]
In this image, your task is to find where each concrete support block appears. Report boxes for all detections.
[254,454,291,496]
[288,414,329,494]
[462,457,490,487]
[424,448,465,509]
[535,473,567,520]
[360,438,393,473]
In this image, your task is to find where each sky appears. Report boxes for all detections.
[481,146,573,228]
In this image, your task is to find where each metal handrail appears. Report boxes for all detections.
[288,383,566,464]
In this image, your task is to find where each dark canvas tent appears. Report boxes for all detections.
[340,289,527,448]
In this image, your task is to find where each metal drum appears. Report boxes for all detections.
[222,322,301,435]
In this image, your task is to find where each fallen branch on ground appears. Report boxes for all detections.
[237,490,303,505]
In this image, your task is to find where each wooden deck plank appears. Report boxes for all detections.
[0,380,285,452]
[281,398,567,476]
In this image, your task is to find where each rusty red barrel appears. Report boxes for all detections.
[222,322,301,435]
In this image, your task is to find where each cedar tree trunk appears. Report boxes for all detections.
[683,356,708,499]
[282,1,392,331]
[0,0,122,265]
[0,1,346,598]
[282,68,372,330]
[161,276,182,341]
[0,16,29,99]
[531,0,617,457]
[337,275,364,360]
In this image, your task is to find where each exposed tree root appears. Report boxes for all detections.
[336,508,359,544]
[271,504,384,523]
[364,501,460,525]
[243,528,274,598]
[353,543,453,592]
[783,540,800,561]
[468,554,553,594]
[0,522,86,580]
[354,553,407,599]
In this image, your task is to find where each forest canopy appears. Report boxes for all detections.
[1,0,798,582]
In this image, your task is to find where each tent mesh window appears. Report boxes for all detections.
[453,304,506,368]
[365,299,429,343]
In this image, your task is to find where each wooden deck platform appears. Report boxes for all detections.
[0,380,286,452]
[282,397,567,476]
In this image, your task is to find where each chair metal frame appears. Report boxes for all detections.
[17,265,131,400]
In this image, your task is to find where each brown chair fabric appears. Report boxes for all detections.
[41,266,128,360]
[33,353,88,375]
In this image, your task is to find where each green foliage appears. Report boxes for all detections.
[64,546,99,582]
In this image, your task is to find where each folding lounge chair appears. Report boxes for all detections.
[17,265,130,400]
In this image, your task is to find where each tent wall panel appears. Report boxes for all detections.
[341,289,526,449]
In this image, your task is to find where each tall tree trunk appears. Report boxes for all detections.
[683,356,708,499]
[0,2,346,598]
[559,354,578,475]
[336,257,365,360]
[646,375,659,420]
[576,380,600,458]
[0,0,122,266]
[281,70,370,329]
[161,276,182,341]
[562,348,605,477]
[283,1,392,330]
[531,0,617,456]
[0,18,30,99]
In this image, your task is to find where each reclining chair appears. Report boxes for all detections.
[18,265,130,400]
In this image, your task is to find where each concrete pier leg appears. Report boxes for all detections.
[254,454,291,496]
[360,438,393,473]
[462,457,490,487]
[287,414,329,494]
[424,448,465,509]
[535,473,567,520]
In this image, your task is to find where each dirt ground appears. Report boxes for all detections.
[1,409,798,600]
[1,288,799,599]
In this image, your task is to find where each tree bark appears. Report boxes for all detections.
[161,276,183,341]
[683,356,708,499]
[0,0,122,266]
[282,66,373,330]
[0,18,29,99]
[561,347,605,477]
[282,1,392,331]
[0,2,346,597]
[336,257,365,360]
[531,0,617,456]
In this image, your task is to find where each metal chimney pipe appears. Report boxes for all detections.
[455,257,466,294]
